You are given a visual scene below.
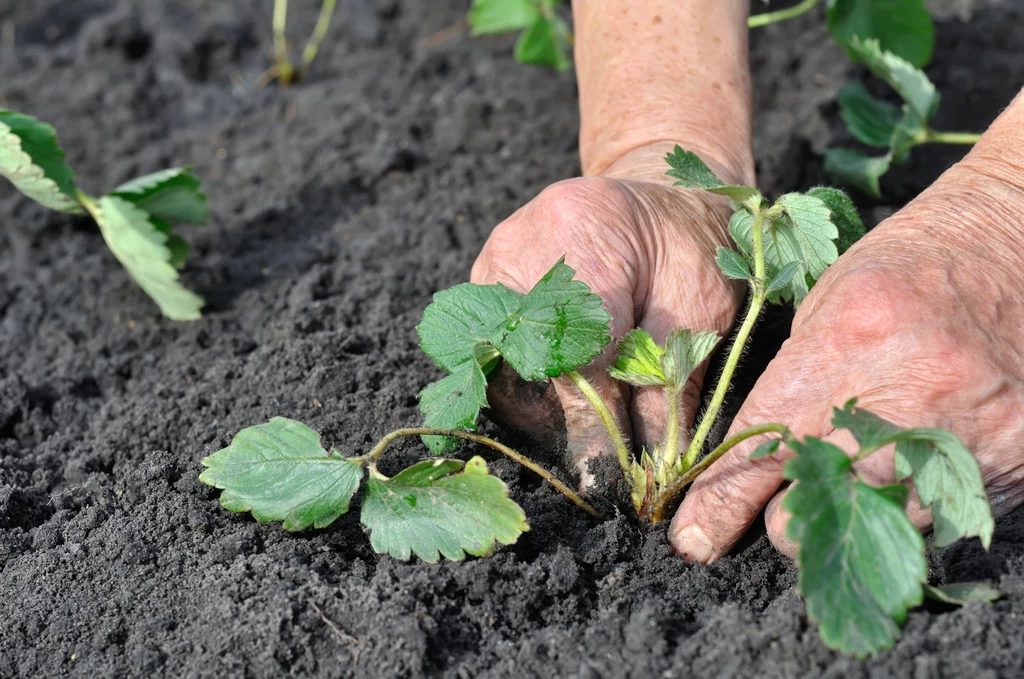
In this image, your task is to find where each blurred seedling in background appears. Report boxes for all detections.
[260,0,338,86]
[467,0,572,71]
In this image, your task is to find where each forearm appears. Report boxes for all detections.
[575,0,754,186]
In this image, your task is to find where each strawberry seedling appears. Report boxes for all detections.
[0,109,206,320]
[260,0,337,86]
[467,0,572,71]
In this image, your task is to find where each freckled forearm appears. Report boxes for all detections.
[574,1,754,186]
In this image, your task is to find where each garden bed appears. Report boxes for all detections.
[1,0,1023,676]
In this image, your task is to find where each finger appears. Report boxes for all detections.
[670,344,837,563]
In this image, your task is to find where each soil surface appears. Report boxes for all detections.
[1,0,1023,677]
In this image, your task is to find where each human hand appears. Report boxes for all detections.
[670,159,1024,562]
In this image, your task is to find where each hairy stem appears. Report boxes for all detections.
[926,130,983,145]
[272,0,294,83]
[649,422,790,522]
[659,386,682,481]
[681,210,767,472]
[747,0,821,28]
[300,0,338,71]
[365,427,599,517]
[565,370,632,475]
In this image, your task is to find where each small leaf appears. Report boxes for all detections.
[664,146,761,205]
[361,456,529,562]
[608,328,666,387]
[765,261,802,294]
[923,582,1000,606]
[418,359,489,454]
[827,0,935,68]
[660,329,719,390]
[468,0,539,35]
[749,439,781,460]
[837,81,904,147]
[111,167,208,226]
[514,12,571,71]
[776,193,839,279]
[729,209,808,305]
[417,283,524,373]
[806,187,866,255]
[784,436,926,658]
[849,37,938,124]
[199,418,364,531]
[824,148,892,198]
[92,195,205,320]
[832,401,994,549]
[0,109,83,214]
[716,247,752,280]
[491,258,611,381]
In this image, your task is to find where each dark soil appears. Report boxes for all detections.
[1,0,1023,676]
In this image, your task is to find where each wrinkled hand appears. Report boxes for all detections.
[471,144,744,486]
[672,163,1024,562]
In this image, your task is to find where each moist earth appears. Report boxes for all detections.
[1,0,1023,677]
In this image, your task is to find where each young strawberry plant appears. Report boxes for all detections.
[467,0,572,71]
[0,109,206,320]
[260,0,338,86]
[825,37,982,197]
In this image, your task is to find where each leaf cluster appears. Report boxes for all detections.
[0,109,206,320]
[823,0,934,68]
[468,0,571,71]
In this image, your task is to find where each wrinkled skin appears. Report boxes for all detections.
[671,164,1024,562]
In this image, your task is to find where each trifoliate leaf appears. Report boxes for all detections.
[91,195,204,320]
[784,436,926,658]
[776,193,838,279]
[514,12,571,72]
[824,148,891,198]
[765,261,802,295]
[417,283,524,373]
[827,0,934,68]
[111,167,208,226]
[806,187,866,255]
[491,258,611,380]
[832,401,994,548]
[716,247,752,281]
[0,109,83,214]
[418,359,489,454]
[199,418,364,531]
[665,146,761,206]
[469,0,539,35]
[849,37,938,124]
[608,328,666,387]
[837,81,904,147]
[923,582,1000,606]
[749,439,781,460]
[729,209,808,305]
[361,456,529,562]
[661,329,719,390]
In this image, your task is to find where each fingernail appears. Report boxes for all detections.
[673,524,716,564]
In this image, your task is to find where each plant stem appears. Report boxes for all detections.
[272,0,294,84]
[926,130,983,145]
[300,0,338,71]
[747,0,821,28]
[648,422,790,522]
[565,370,632,475]
[659,386,682,480]
[365,427,599,517]
[680,210,768,472]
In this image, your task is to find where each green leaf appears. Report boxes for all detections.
[824,148,891,198]
[111,167,208,226]
[765,261,802,295]
[776,193,839,279]
[417,283,524,373]
[664,146,761,205]
[749,439,781,460]
[361,456,529,562]
[418,359,489,454]
[469,0,539,35]
[827,0,935,68]
[514,12,571,71]
[716,247,752,280]
[0,109,83,214]
[199,418,364,531]
[784,436,927,658]
[806,187,866,255]
[837,81,904,147]
[91,195,204,320]
[608,328,666,387]
[923,582,1000,605]
[849,37,938,124]
[832,401,994,549]
[491,258,611,380]
[660,329,719,390]
[729,209,807,305]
